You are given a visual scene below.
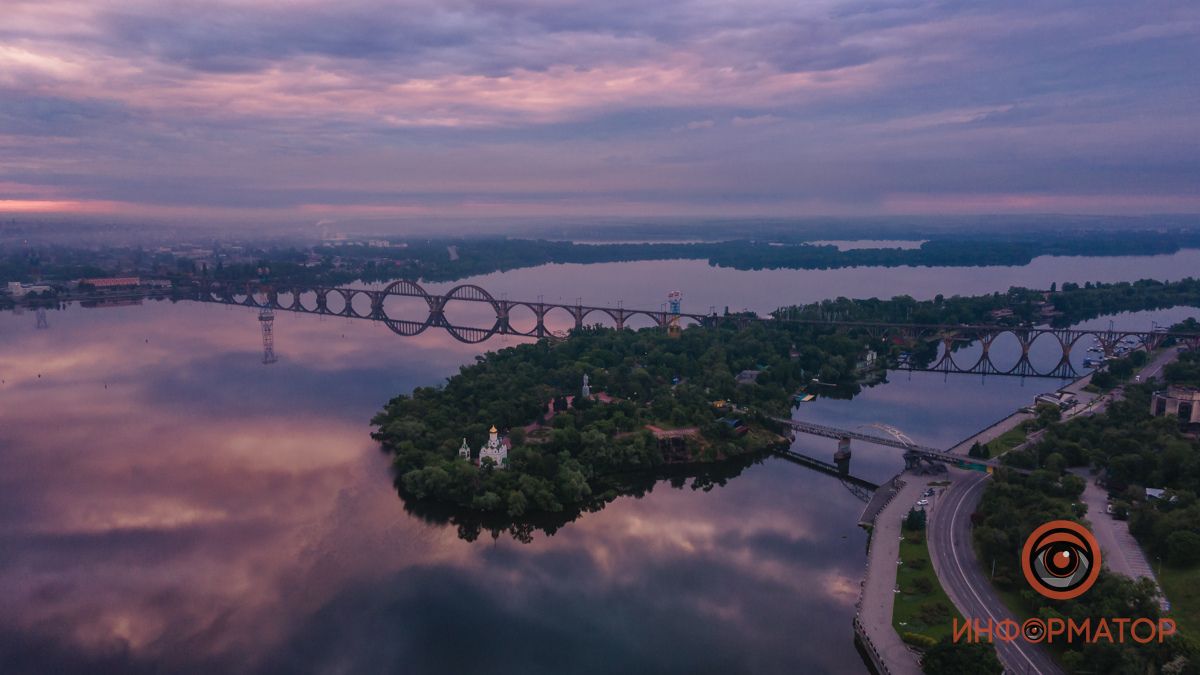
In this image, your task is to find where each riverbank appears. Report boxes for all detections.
[855,472,925,675]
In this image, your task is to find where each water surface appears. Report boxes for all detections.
[2,254,1198,674]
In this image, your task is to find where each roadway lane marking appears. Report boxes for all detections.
[947,476,1044,674]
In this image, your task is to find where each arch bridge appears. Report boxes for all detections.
[199,279,714,344]
[776,318,1200,379]
[196,280,1200,376]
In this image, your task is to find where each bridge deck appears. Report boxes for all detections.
[778,418,945,455]
[774,449,879,490]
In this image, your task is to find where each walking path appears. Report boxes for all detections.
[947,410,1032,455]
[855,473,925,675]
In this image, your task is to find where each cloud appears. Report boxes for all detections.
[731,114,783,127]
[0,0,1197,221]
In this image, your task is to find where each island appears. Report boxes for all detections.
[371,321,879,523]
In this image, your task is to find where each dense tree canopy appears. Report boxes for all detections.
[921,638,1003,675]
[775,278,1200,329]
[372,322,879,515]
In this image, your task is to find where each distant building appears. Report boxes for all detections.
[735,369,761,385]
[1151,386,1200,425]
[1145,487,1180,504]
[989,308,1015,320]
[6,282,52,297]
[458,438,472,461]
[581,373,591,398]
[84,277,140,289]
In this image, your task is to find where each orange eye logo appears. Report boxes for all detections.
[1021,520,1101,600]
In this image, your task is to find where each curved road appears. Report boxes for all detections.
[927,470,1064,675]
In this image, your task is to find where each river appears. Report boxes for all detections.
[1,250,1198,674]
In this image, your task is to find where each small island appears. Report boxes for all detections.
[371,321,878,519]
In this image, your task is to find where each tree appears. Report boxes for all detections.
[921,638,1003,675]
[1167,530,1200,566]
[904,507,926,531]
[1035,402,1062,428]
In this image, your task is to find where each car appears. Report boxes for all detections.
[916,499,930,506]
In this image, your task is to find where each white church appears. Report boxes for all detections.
[458,425,509,469]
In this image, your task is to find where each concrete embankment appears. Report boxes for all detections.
[853,472,924,675]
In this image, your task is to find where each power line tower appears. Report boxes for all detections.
[667,291,682,338]
[35,307,48,329]
[258,306,277,364]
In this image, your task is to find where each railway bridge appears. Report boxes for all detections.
[201,279,715,343]
[197,279,1199,377]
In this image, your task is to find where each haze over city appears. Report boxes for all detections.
[2,0,1198,227]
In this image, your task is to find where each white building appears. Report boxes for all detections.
[6,282,52,297]
[478,425,509,468]
[458,437,471,461]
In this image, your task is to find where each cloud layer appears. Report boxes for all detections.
[1,0,1198,223]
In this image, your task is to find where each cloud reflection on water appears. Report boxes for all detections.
[0,300,871,673]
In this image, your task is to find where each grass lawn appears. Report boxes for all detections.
[893,526,964,643]
[1159,565,1200,640]
[984,423,1030,457]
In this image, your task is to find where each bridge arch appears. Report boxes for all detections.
[274,289,296,311]
[541,305,580,336]
[379,280,435,325]
[344,289,374,318]
[322,288,349,315]
[438,284,502,331]
[383,317,434,337]
[504,302,541,336]
[381,279,431,299]
[1024,330,1072,376]
[622,311,663,331]
[579,307,623,330]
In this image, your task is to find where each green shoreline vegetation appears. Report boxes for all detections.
[894,508,963,645]
[893,507,1004,674]
[371,321,878,517]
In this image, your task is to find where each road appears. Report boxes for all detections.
[925,344,1186,674]
[927,470,1064,674]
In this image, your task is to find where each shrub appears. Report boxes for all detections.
[901,632,937,650]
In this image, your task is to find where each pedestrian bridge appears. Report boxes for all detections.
[775,417,1004,474]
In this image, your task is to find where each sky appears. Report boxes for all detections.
[1,0,1198,226]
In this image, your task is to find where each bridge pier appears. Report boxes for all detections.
[834,436,852,474]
